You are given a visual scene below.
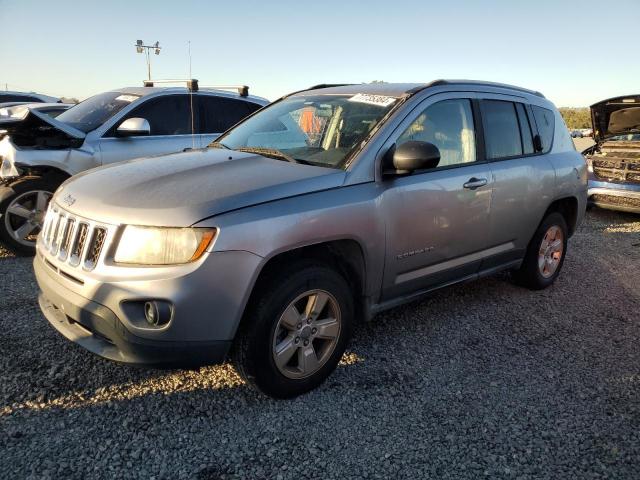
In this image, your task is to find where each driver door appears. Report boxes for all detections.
[98,94,197,165]
[380,94,494,300]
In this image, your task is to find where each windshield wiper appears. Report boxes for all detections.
[209,141,229,149]
[236,147,299,164]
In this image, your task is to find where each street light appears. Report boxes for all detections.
[135,40,162,81]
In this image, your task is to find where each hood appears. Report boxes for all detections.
[591,95,640,142]
[55,148,346,226]
[0,108,85,149]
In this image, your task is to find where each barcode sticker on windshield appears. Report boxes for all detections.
[348,93,396,107]
[115,95,140,103]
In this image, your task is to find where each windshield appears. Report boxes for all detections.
[212,93,399,169]
[56,92,140,133]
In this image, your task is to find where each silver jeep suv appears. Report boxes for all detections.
[0,82,267,254]
[34,81,587,398]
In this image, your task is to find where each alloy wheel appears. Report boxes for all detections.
[537,225,564,278]
[271,289,341,379]
[5,190,52,246]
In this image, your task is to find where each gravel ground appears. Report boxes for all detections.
[1,208,639,479]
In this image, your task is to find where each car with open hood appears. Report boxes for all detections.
[0,81,268,254]
[0,102,73,120]
[583,95,640,213]
[34,80,586,398]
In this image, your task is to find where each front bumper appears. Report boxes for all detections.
[34,248,262,367]
[588,178,640,214]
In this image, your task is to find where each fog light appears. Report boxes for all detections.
[144,301,171,326]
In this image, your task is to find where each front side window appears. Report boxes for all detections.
[398,99,476,167]
[482,100,522,159]
[531,105,555,153]
[213,93,399,169]
[57,92,141,133]
[108,95,193,136]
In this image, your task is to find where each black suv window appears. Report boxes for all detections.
[482,100,522,159]
[108,95,193,137]
[198,96,261,134]
[398,99,476,167]
[515,103,534,154]
[531,105,555,153]
[0,94,43,103]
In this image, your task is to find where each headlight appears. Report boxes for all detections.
[114,226,217,265]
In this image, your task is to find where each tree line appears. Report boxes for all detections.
[558,107,591,129]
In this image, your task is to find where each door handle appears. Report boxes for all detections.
[463,177,488,190]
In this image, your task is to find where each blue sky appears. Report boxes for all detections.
[1,0,638,106]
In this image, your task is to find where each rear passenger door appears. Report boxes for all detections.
[197,95,261,146]
[380,94,494,300]
[98,94,197,165]
[479,98,557,269]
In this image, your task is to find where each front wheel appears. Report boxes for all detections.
[513,212,568,290]
[0,177,61,256]
[232,263,354,398]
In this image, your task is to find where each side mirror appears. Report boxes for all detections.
[385,141,441,175]
[116,117,150,137]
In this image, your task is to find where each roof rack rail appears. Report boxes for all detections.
[198,85,250,97]
[143,79,200,91]
[307,83,355,91]
[423,79,545,98]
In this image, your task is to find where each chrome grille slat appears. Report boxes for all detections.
[39,203,112,273]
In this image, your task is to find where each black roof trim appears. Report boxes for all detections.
[306,83,356,91]
[410,79,545,98]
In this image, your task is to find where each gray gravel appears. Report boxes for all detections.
[1,208,639,479]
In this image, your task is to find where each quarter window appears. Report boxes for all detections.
[482,100,523,159]
[531,105,555,153]
[398,99,476,167]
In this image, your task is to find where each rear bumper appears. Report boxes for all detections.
[35,255,231,367]
[587,179,640,213]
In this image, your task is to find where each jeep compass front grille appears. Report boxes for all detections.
[40,205,112,271]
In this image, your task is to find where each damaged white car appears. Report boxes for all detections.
[0,82,267,254]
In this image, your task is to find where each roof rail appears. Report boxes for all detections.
[198,85,250,97]
[143,79,199,91]
[307,83,355,91]
[422,79,545,98]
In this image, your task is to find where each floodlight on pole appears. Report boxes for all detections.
[134,40,162,81]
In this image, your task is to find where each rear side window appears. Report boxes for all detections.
[482,100,522,159]
[198,96,260,134]
[531,105,555,153]
[111,95,193,136]
[0,94,43,103]
[515,103,534,154]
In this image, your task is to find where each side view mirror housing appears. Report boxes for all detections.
[385,141,441,175]
[116,117,150,137]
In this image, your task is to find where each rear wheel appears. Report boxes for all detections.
[232,263,353,398]
[0,177,61,256]
[513,212,568,290]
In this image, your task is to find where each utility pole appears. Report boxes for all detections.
[135,40,161,81]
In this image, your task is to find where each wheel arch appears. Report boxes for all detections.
[543,196,579,236]
[238,239,368,334]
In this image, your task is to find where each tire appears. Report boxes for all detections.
[0,176,61,256]
[232,262,354,398]
[513,212,568,290]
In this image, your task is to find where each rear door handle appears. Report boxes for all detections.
[463,177,488,190]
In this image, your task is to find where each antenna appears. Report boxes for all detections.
[188,41,196,150]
